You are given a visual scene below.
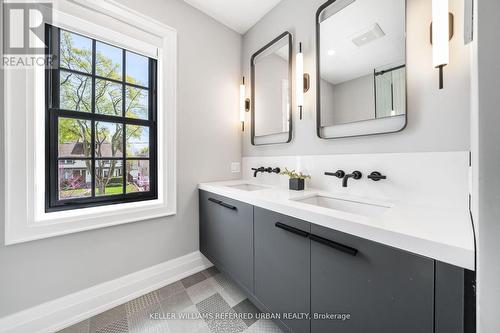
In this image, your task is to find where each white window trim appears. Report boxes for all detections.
[3,0,177,245]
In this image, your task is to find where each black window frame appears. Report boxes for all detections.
[45,25,158,212]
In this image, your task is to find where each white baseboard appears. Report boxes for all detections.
[0,251,212,333]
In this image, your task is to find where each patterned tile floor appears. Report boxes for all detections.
[58,267,283,333]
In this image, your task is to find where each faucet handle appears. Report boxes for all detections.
[351,171,362,180]
[271,167,281,174]
[325,170,345,178]
[367,171,386,181]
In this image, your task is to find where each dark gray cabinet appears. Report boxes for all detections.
[199,190,254,292]
[435,262,476,333]
[310,223,434,333]
[254,208,311,333]
[199,190,223,266]
[199,190,475,333]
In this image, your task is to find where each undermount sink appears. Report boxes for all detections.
[293,195,391,217]
[226,184,268,192]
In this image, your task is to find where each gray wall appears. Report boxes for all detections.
[255,54,288,136]
[319,79,336,126]
[321,74,375,126]
[0,0,241,317]
[241,0,470,156]
[476,0,500,331]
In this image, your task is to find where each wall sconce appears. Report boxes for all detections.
[239,76,248,131]
[296,42,310,120]
[431,0,454,89]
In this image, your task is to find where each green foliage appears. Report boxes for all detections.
[95,80,122,116]
[125,86,148,119]
[137,146,150,157]
[60,31,92,73]
[280,168,311,180]
[58,117,90,143]
[107,177,123,186]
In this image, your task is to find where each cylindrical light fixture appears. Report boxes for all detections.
[432,0,449,89]
[239,77,246,131]
[296,42,304,120]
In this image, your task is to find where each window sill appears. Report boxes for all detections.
[5,199,176,245]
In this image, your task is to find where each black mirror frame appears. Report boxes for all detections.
[315,0,408,140]
[250,31,293,146]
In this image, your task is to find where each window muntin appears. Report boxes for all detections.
[46,26,157,211]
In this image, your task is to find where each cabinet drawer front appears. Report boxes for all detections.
[254,208,311,333]
[199,190,254,292]
[310,224,434,333]
[199,190,223,264]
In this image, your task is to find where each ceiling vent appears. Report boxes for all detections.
[351,23,385,47]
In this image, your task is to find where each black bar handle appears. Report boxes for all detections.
[218,201,237,210]
[310,234,358,256]
[208,197,221,205]
[367,171,387,181]
[324,170,345,178]
[208,197,237,210]
[275,222,309,238]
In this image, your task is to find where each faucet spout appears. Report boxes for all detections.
[252,167,266,177]
[342,171,362,187]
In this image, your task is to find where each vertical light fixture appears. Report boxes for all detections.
[296,42,304,120]
[240,77,246,131]
[432,0,453,89]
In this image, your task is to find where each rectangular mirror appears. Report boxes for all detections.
[251,32,293,145]
[316,0,407,139]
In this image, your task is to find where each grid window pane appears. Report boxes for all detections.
[60,71,92,112]
[125,86,148,120]
[95,160,123,196]
[48,27,157,211]
[58,160,92,200]
[126,125,149,157]
[60,30,92,73]
[95,79,123,116]
[95,121,123,157]
[126,51,149,87]
[126,160,150,193]
[58,118,91,158]
[96,42,123,80]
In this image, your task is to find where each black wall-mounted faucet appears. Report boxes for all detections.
[252,167,281,177]
[342,171,362,187]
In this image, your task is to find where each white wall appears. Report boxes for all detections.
[475,0,500,331]
[0,0,241,317]
[241,0,471,156]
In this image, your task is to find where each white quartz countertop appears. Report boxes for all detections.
[199,180,475,270]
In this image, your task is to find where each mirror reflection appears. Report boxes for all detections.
[318,0,406,129]
[251,32,292,144]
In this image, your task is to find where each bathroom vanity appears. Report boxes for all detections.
[198,181,475,333]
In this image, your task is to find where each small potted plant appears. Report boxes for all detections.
[280,168,311,191]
